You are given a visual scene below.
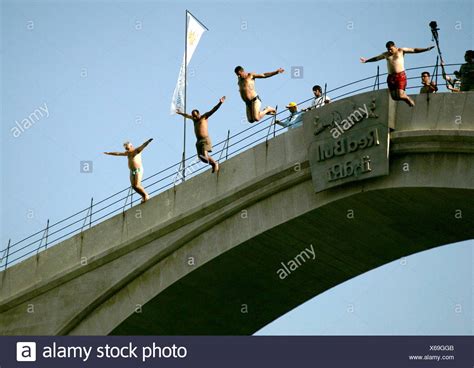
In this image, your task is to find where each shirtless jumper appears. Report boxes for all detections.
[176,96,225,174]
[360,41,434,107]
[235,66,283,123]
[104,138,153,203]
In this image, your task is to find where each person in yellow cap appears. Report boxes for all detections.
[275,102,304,129]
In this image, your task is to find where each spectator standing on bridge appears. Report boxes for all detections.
[360,41,435,106]
[419,71,438,93]
[235,65,284,123]
[458,50,474,91]
[275,102,304,129]
[176,96,226,174]
[104,138,153,203]
[441,61,461,93]
[306,85,331,110]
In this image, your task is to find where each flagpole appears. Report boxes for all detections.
[182,10,188,181]
[180,10,208,182]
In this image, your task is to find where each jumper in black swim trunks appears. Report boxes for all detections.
[235,65,284,123]
[244,95,262,123]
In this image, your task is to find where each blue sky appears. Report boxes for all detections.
[1,0,473,334]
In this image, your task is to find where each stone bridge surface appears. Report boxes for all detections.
[1,90,473,335]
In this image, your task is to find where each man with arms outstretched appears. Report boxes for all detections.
[104,138,153,203]
[176,96,225,174]
[235,65,284,122]
[360,41,434,106]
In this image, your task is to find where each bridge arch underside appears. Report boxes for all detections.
[110,186,473,335]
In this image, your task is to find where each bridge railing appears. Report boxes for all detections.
[1,62,463,270]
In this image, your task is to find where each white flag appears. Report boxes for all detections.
[171,12,207,114]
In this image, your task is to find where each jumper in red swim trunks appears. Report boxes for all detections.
[387,71,407,91]
[360,41,435,107]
